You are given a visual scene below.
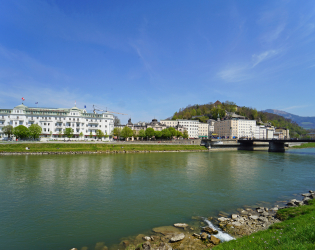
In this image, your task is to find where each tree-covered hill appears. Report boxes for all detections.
[169,101,308,137]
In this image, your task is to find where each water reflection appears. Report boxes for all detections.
[0,150,315,250]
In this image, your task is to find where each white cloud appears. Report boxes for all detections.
[217,65,251,83]
[252,49,280,67]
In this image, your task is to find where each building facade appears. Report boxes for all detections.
[0,104,114,140]
[160,119,209,138]
[213,119,256,139]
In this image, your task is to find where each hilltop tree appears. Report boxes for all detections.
[28,124,42,140]
[13,125,29,139]
[3,125,13,138]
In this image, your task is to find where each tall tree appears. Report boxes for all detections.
[28,124,42,140]
[138,129,145,139]
[168,127,177,138]
[120,126,133,139]
[13,125,29,139]
[161,128,172,139]
[96,129,104,139]
[183,130,189,139]
[2,125,13,138]
[64,128,74,138]
[79,132,84,139]
[145,128,155,138]
[112,127,122,139]
[114,116,121,126]
[154,130,162,138]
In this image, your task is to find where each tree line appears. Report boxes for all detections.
[1,125,110,140]
[112,126,188,140]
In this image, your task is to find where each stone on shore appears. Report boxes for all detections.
[210,235,220,245]
[142,241,151,250]
[249,215,259,220]
[170,233,185,242]
[231,214,238,219]
[173,223,188,228]
[200,232,208,240]
[143,236,151,241]
[203,226,218,234]
[152,226,181,236]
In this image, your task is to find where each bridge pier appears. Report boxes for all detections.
[268,141,285,152]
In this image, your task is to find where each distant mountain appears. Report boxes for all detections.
[263,109,315,129]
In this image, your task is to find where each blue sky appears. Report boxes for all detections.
[1,0,315,123]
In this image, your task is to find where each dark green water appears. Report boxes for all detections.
[0,149,315,250]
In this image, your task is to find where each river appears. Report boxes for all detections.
[0,149,315,250]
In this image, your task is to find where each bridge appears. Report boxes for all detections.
[201,139,315,152]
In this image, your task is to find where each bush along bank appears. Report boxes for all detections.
[69,190,315,250]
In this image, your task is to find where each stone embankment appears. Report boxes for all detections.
[70,190,315,250]
[0,150,206,155]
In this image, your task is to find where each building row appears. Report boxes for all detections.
[0,104,114,140]
[0,103,290,141]
[212,118,290,139]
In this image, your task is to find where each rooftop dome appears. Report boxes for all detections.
[70,106,79,110]
[14,103,28,110]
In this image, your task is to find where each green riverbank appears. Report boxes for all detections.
[292,142,315,149]
[0,143,207,153]
[213,199,315,250]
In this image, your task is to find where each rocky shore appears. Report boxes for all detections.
[70,190,315,250]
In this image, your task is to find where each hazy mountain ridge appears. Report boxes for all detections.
[263,109,315,129]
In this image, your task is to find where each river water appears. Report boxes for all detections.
[1,149,315,250]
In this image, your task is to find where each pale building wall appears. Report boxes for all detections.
[0,104,114,140]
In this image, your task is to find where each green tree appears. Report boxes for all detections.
[13,125,29,139]
[89,131,93,138]
[176,131,183,138]
[168,127,177,138]
[138,129,145,139]
[28,124,42,140]
[154,130,162,138]
[145,128,155,138]
[58,130,63,138]
[96,129,104,139]
[2,125,13,138]
[121,126,133,139]
[210,108,225,120]
[79,132,84,139]
[161,128,172,139]
[183,130,189,139]
[104,131,109,139]
[64,128,74,138]
[112,127,122,139]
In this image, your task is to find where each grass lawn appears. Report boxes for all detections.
[0,143,208,153]
[213,199,315,250]
[292,142,315,148]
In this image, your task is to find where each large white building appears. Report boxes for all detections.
[160,119,209,138]
[0,104,114,140]
[214,119,256,139]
